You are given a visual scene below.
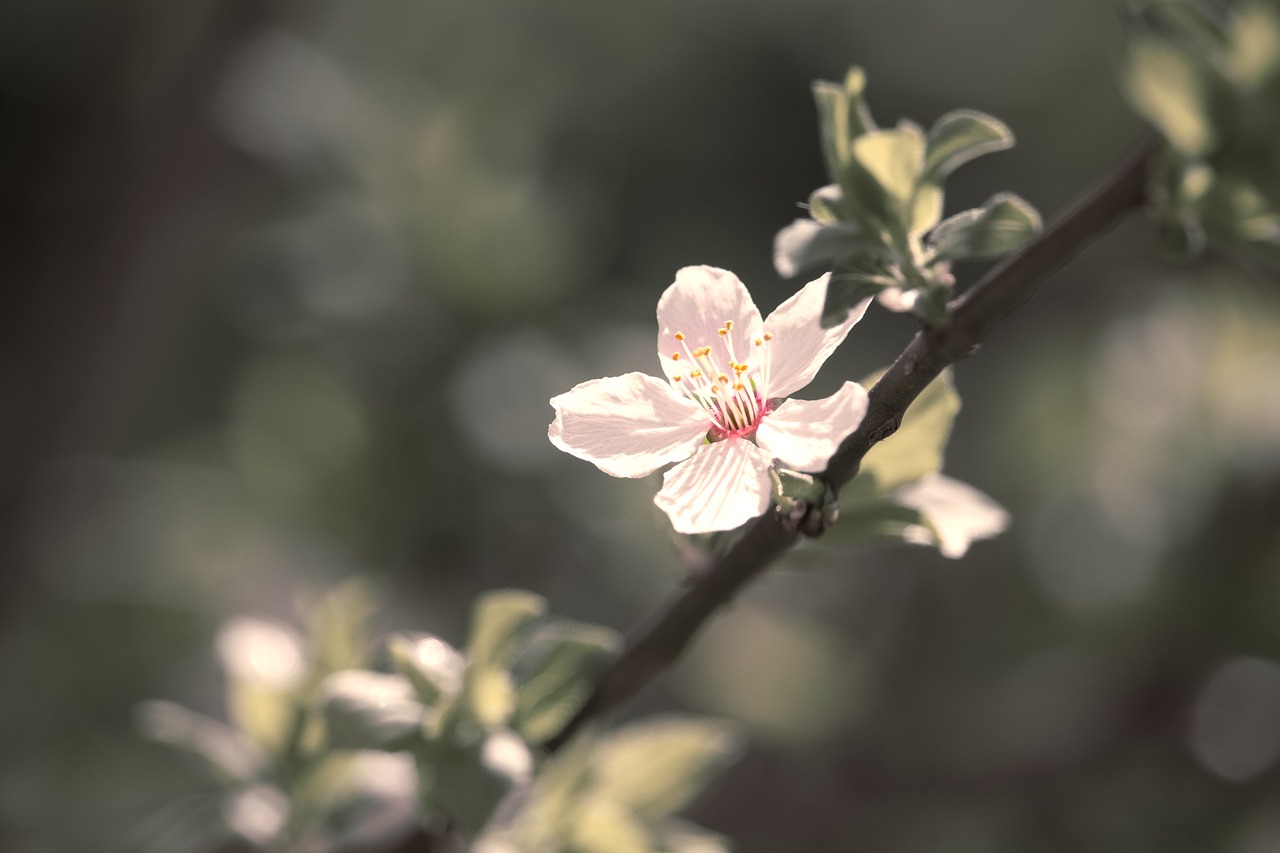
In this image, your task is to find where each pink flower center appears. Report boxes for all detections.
[667,320,773,442]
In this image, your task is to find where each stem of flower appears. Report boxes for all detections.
[544,132,1159,755]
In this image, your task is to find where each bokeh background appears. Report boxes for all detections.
[3,0,1279,850]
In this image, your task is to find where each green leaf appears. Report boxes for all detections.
[468,589,547,673]
[908,181,945,236]
[850,123,926,210]
[773,220,866,279]
[659,822,732,853]
[812,68,878,180]
[387,632,467,707]
[928,192,1042,262]
[923,109,1015,182]
[592,715,742,821]
[1124,36,1215,156]
[511,620,621,744]
[856,369,961,493]
[807,184,845,224]
[318,670,425,750]
[423,727,533,836]
[824,258,896,325]
[307,578,378,674]
[569,798,653,853]
[824,482,930,547]
[135,700,268,784]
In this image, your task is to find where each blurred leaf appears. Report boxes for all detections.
[1125,36,1215,156]
[387,632,467,707]
[850,124,926,210]
[659,821,732,853]
[227,681,297,757]
[308,579,378,674]
[812,67,877,179]
[511,620,621,745]
[318,670,424,750]
[135,700,267,784]
[425,727,532,836]
[909,182,945,236]
[923,109,1015,182]
[569,798,653,853]
[891,473,1010,558]
[856,369,961,493]
[468,589,547,673]
[592,716,742,821]
[822,264,897,327]
[928,193,1042,262]
[773,219,880,279]
[807,183,845,225]
[469,665,519,727]
[1223,0,1280,87]
[823,487,929,546]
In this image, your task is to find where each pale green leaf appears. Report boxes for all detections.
[511,621,621,744]
[928,193,1042,262]
[318,670,425,750]
[592,716,742,821]
[569,798,654,853]
[850,124,926,208]
[821,262,898,327]
[923,109,1015,182]
[135,700,268,784]
[909,181,945,236]
[856,369,961,493]
[468,589,547,673]
[773,217,885,277]
[1124,36,1215,156]
[387,632,467,707]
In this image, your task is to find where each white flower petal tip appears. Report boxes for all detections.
[548,372,707,478]
[763,274,870,398]
[892,473,1010,558]
[549,265,865,534]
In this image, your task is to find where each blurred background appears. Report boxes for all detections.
[2,0,1279,850]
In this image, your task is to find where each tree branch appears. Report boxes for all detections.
[545,133,1158,754]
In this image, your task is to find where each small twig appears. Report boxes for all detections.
[545,133,1158,754]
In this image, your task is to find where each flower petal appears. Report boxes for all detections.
[761,274,870,398]
[654,438,773,534]
[549,373,708,478]
[656,266,763,386]
[891,473,1010,558]
[755,381,869,472]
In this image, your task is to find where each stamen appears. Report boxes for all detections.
[671,352,681,361]
[675,332,686,341]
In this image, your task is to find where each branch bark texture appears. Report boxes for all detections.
[545,134,1158,754]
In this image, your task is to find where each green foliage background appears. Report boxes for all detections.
[1,0,1278,850]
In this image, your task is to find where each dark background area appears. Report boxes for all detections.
[3,1,1279,851]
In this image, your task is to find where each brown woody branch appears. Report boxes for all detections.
[545,133,1158,753]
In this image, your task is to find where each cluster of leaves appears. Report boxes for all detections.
[1125,0,1280,266]
[140,586,741,852]
[774,67,1042,326]
[772,370,1008,558]
[136,583,419,852]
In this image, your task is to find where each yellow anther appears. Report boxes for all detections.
[717,328,728,337]
[734,382,745,391]
[673,375,683,382]
[754,338,763,346]
[724,320,734,330]
[711,385,722,394]
[763,332,773,341]
[671,352,681,360]
[718,374,730,384]
[691,369,703,378]
[675,332,686,341]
